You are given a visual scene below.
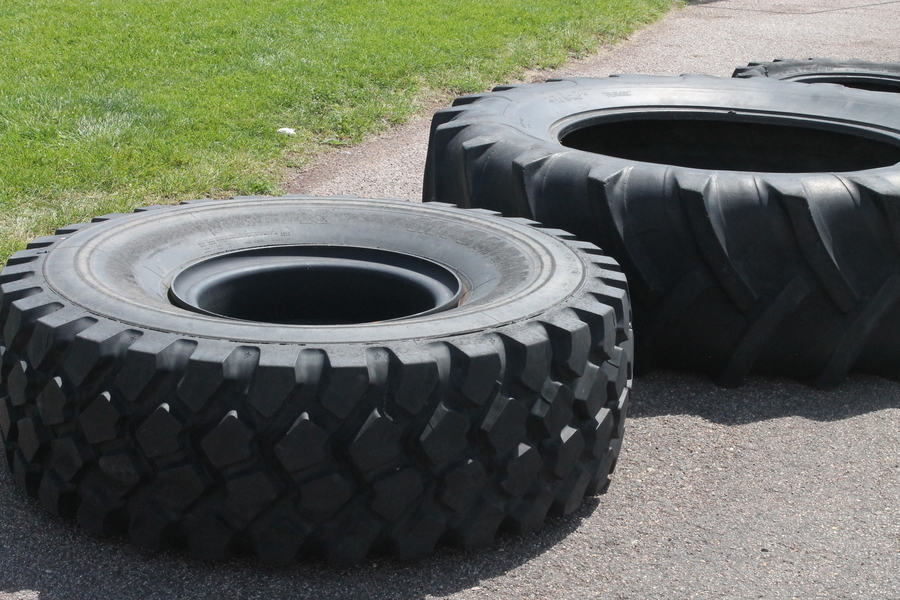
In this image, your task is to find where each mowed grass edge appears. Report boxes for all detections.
[0,0,676,261]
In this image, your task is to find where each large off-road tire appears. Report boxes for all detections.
[423,75,900,387]
[0,196,632,564]
[733,58,900,93]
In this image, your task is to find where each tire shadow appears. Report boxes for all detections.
[630,369,900,424]
[6,372,894,600]
[0,469,605,600]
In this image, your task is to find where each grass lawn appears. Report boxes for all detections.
[0,0,675,261]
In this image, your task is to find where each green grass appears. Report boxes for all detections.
[0,0,674,261]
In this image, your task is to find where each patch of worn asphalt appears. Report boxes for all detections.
[3,0,900,598]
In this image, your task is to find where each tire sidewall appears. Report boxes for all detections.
[39,198,587,344]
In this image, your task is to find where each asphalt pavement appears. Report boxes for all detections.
[3,0,900,598]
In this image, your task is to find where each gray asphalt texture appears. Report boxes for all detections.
[4,1,900,598]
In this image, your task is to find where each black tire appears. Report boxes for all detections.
[423,75,900,387]
[0,195,632,564]
[733,58,900,94]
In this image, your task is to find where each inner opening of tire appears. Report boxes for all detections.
[169,246,464,325]
[792,75,900,94]
[559,111,900,173]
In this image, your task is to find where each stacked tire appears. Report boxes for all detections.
[733,58,900,94]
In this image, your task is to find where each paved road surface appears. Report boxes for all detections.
[3,1,899,598]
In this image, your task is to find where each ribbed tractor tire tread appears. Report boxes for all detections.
[0,196,632,564]
[424,75,900,386]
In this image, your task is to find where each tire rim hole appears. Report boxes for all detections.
[559,111,900,173]
[169,246,464,325]
[790,75,900,94]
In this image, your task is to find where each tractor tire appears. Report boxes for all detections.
[424,74,900,387]
[0,195,632,564]
[733,58,900,94]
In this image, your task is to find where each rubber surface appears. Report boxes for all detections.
[733,58,900,93]
[0,195,632,564]
[423,75,900,386]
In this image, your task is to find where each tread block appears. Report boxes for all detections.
[2,250,40,267]
[115,338,198,403]
[201,410,254,468]
[3,295,64,353]
[498,325,552,392]
[1,395,23,468]
[24,236,57,249]
[55,222,92,234]
[612,388,631,440]
[176,344,258,412]
[98,451,145,492]
[36,376,68,426]
[586,447,617,496]
[439,458,487,515]
[450,499,505,550]
[274,412,330,473]
[26,311,96,372]
[13,448,42,496]
[154,463,211,513]
[418,402,469,465]
[390,510,446,561]
[188,511,235,561]
[64,323,143,389]
[451,93,487,106]
[604,348,630,402]
[348,408,402,473]
[135,403,184,459]
[77,487,125,536]
[572,361,609,420]
[530,381,574,439]
[50,436,94,481]
[549,465,591,517]
[387,347,439,416]
[447,339,503,406]
[500,443,543,497]
[320,351,370,419]
[325,507,381,566]
[371,468,424,521]
[298,472,355,522]
[583,408,614,459]
[505,487,554,535]
[79,392,124,444]
[249,510,313,566]
[478,395,528,456]
[0,281,43,325]
[545,426,585,480]
[128,504,177,551]
[541,310,592,378]
[7,360,37,407]
[17,416,51,463]
[569,298,617,362]
[246,348,300,418]
[224,470,282,522]
[38,469,79,517]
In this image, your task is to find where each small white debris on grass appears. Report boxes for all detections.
[277,127,297,135]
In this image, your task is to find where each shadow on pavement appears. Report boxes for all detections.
[0,470,605,600]
[630,369,900,424]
